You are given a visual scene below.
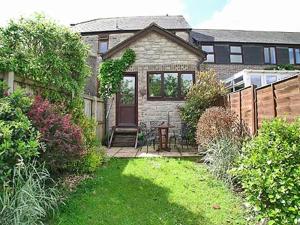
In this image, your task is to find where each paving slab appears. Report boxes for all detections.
[105,147,200,158]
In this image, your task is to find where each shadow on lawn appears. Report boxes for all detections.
[52,159,214,225]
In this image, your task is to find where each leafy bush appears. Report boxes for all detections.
[234,118,300,224]
[0,91,39,184]
[0,80,8,98]
[99,49,136,99]
[179,70,226,141]
[0,14,90,112]
[78,116,100,149]
[204,138,241,186]
[28,96,85,172]
[77,147,105,173]
[0,161,59,225]
[196,107,248,147]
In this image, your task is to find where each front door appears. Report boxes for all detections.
[116,74,137,127]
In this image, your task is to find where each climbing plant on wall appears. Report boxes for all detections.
[0,14,90,117]
[98,49,136,99]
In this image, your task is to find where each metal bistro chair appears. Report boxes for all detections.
[176,123,191,150]
[138,122,156,153]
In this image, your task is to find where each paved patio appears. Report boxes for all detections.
[105,146,200,158]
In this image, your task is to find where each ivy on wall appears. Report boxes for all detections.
[98,49,136,99]
[0,14,90,117]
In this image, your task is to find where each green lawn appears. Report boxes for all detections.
[50,158,246,225]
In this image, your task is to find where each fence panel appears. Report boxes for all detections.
[256,85,275,128]
[83,95,105,141]
[1,72,105,141]
[228,75,300,135]
[274,76,300,122]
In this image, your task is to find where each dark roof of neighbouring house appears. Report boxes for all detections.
[191,29,300,45]
[71,15,191,33]
[102,23,206,60]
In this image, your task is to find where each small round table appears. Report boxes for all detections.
[153,123,175,151]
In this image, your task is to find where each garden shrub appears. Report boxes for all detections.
[234,118,300,224]
[75,147,105,173]
[0,80,8,98]
[179,70,226,141]
[0,14,90,114]
[0,91,40,184]
[78,116,100,149]
[0,161,59,225]
[98,48,136,99]
[204,137,241,186]
[196,107,248,147]
[28,96,85,172]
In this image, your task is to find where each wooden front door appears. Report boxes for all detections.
[116,74,138,127]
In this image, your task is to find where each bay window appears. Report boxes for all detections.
[147,72,194,100]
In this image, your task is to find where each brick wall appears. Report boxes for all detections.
[200,64,272,80]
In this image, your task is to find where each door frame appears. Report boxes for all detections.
[116,72,138,127]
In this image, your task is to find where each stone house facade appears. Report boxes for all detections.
[102,25,204,133]
[72,15,300,137]
[72,16,205,135]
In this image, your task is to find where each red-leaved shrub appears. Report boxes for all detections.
[196,107,249,147]
[28,96,85,171]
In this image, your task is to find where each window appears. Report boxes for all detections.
[98,36,108,54]
[288,48,300,64]
[181,73,194,96]
[147,72,194,100]
[164,73,179,98]
[201,45,214,63]
[264,47,276,64]
[266,75,277,84]
[230,46,243,63]
[148,74,162,97]
[250,75,262,87]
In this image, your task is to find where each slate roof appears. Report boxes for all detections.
[192,29,300,45]
[72,15,191,33]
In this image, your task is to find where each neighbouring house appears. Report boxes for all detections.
[224,69,300,92]
[191,29,300,80]
[72,15,300,144]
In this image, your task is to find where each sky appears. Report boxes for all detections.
[0,0,299,32]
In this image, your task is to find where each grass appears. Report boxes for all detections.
[50,158,246,225]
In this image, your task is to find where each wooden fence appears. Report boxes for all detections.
[0,72,105,140]
[227,74,300,135]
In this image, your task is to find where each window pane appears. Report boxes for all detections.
[295,49,300,64]
[148,74,162,97]
[264,48,270,63]
[99,41,108,53]
[230,54,243,63]
[289,48,295,64]
[205,54,215,63]
[120,77,135,105]
[250,75,262,87]
[270,47,276,64]
[230,46,242,53]
[164,73,178,98]
[266,75,277,84]
[202,45,214,53]
[181,74,193,96]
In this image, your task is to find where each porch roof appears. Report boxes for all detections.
[102,23,206,60]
